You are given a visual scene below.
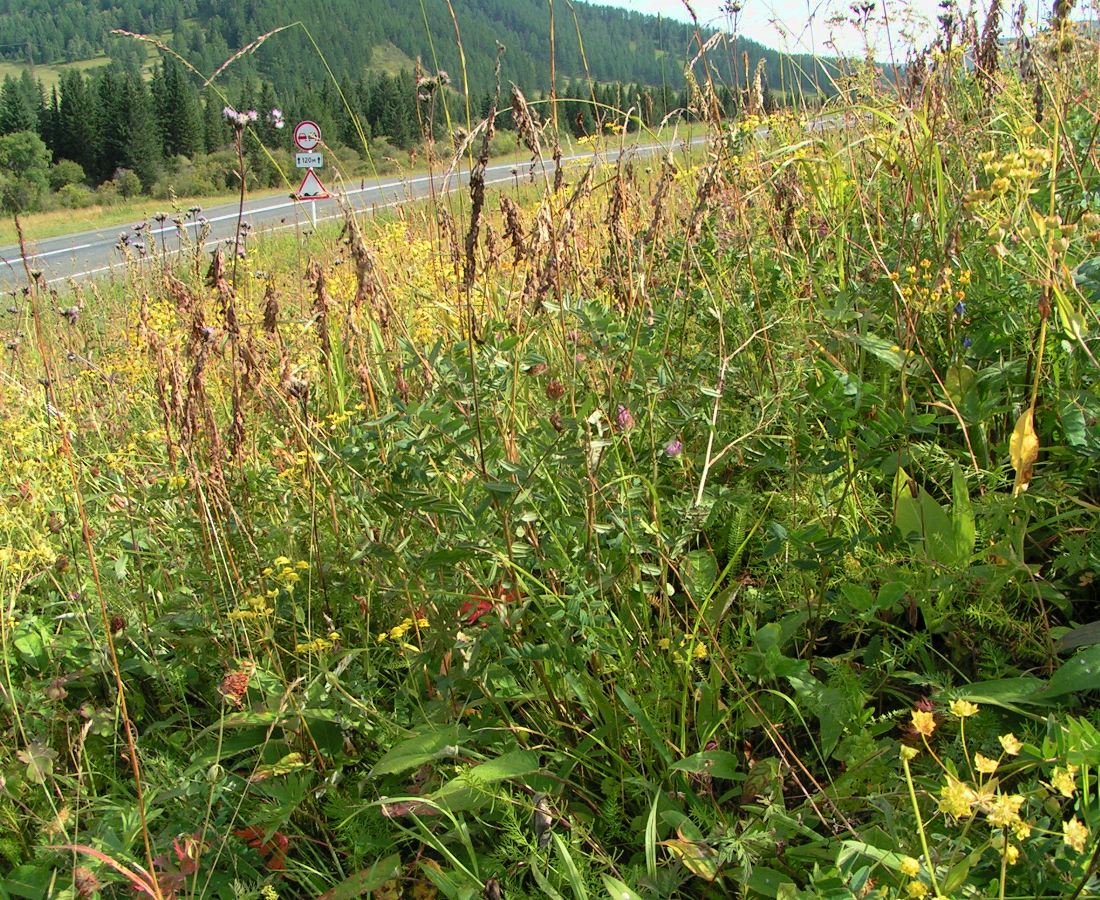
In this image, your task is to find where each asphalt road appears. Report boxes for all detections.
[0,139,700,293]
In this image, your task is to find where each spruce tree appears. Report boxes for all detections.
[0,76,37,135]
[56,71,99,176]
[155,59,202,158]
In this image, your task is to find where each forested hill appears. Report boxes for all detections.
[0,0,829,98]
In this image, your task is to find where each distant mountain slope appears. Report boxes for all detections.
[0,0,832,96]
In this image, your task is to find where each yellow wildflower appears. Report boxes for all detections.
[1004,843,1020,865]
[1063,818,1089,854]
[939,778,977,819]
[1049,765,1077,798]
[911,710,936,738]
[906,880,929,898]
[998,733,1022,756]
[987,793,1025,829]
[656,637,671,651]
[692,643,709,661]
[949,699,979,718]
[974,753,999,775]
[900,745,919,761]
[899,856,921,878]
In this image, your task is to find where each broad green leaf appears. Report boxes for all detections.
[602,875,643,900]
[848,332,917,371]
[950,464,975,562]
[746,866,790,897]
[370,725,469,777]
[956,677,1055,712]
[1041,645,1100,699]
[893,466,963,566]
[944,363,976,404]
[670,750,741,780]
[17,742,57,784]
[317,854,402,900]
[681,549,718,600]
[837,839,907,871]
[431,748,541,810]
[1056,620,1100,652]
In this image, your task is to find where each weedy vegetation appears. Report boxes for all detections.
[1,3,1100,898]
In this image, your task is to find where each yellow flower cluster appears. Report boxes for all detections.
[655,635,709,665]
[903,699,1093,894]
[376,615,430,645]
[260,557,309,591]
[226,592,276,622]
[889,261,970,314]
[294,631,341,654]
[974,146,1052,199]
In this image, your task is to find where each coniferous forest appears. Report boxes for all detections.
[0,0,831,214]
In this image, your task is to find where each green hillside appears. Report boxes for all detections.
[0,0,832,98]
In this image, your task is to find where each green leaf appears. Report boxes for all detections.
[316,854,402,900]
[370,725,469,777]
[1,865,58,899]
[848,333,917,371]
[17,742,57,784]
[601,875,643,900]
[837,840,907,871]
[431,749,541,811]
[681,549,717,600]
[893,466,965,566]
[956,677,1055,712]
[1041,645,1100,700]
[746,866,790,897]
[553,833,590,900]
[950,464,975,562]
[1056,621,1100,652]
[12,622,47,669]
[615,686,673,765]
[670,750,741,780]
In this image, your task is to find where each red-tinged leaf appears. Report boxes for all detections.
[46,844,159,897]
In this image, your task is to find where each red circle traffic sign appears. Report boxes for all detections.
[293,120,321,151]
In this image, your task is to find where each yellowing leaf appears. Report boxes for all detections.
[660,831,719,881]
[1009,410,1039,495]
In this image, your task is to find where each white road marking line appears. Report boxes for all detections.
[17,136,706,285]
[4,138,700,266]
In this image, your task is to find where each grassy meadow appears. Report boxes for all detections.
[2,14,1100,900]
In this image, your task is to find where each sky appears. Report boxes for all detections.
[598,0,977,58]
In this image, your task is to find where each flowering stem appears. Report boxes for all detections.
[902,754,942,898]
[998,828,1008,900]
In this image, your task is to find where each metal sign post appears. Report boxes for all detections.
[292,121,329,220]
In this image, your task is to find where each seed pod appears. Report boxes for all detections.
[533,794,553,848]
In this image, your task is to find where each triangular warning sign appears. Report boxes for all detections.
[295,169,329,200]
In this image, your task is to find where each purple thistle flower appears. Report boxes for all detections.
[615,404,634,431]
[664,438,683,457]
